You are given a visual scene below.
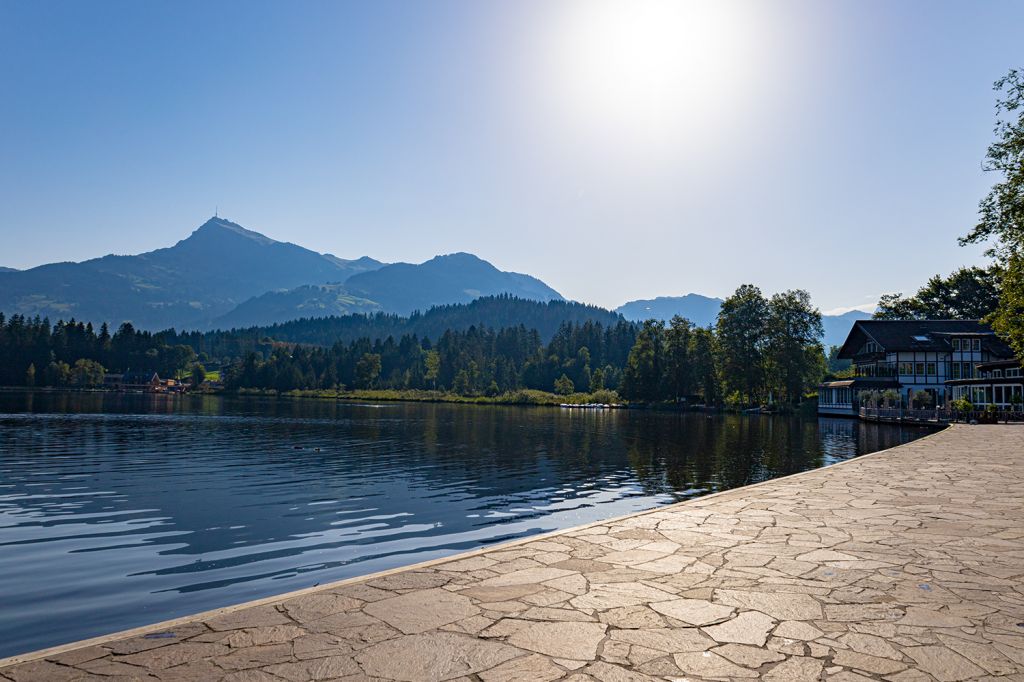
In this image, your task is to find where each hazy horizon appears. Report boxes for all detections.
[2,0,1021,312]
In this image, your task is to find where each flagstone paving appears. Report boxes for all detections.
[3,424,1024,681]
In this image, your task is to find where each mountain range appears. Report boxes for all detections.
[615,294,871,348]
[0,217,562,330]
[0,216,869,346]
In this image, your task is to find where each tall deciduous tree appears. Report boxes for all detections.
[960,70,1024,259]
[355,353,382,389]
[874,267,1001,320]
[716,285,768,405]
[765,290,824,404]
[959,70,1024,359]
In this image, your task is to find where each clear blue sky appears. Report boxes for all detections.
[1,1,1021,312]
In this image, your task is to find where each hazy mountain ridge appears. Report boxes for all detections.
[342,253,564,317]
[0,218,383,329]
[615,294,723,327]
[0,218,565,331]
[615,294,871,347]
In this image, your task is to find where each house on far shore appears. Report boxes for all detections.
[818,320,1017,416]
[103,371,161,392]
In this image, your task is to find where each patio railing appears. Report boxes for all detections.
[859,407,1024,423]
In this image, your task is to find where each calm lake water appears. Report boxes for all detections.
[0,391,932,657]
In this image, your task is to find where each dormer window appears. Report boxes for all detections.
[912,335,929,342]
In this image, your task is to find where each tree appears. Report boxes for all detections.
[190,362,207,386]
[990,255,1024,358]
[663,316,693,401]
[826,345,852,374]
[960,70,1024,260]
[764,290,824,404]
[716,285,768,405]
[453,369,470,394]
[70,359,105,387]
[590,367,606,391]
[689,327,719,405]
[959,70,1024,360]
[874,267,1001,320]
[25,363,35,387]
[423,350,440,389]
[354,353,382,389]
[621,320,665,402]
[45,361,71,386]
[554,373,575,395]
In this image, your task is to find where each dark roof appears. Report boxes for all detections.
[837,320,1011,358]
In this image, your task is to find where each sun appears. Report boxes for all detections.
[539,0,764,155]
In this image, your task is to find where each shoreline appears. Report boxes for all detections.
[0,385,829,415]
[0,424,953,669]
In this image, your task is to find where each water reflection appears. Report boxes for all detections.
[0,391,932,657]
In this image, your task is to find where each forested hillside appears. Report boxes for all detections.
[171,296,624,359]
[0,286,828,407]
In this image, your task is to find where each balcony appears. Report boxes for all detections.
[854,361,899,378]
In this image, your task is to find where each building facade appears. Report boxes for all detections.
[947,359,1024,408]
[818,320,1016,416]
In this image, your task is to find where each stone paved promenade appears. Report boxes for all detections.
[3,424,1024,682]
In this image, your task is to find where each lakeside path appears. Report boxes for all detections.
[3,425,1024,682]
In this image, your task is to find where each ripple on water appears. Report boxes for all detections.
[0,392,933,657]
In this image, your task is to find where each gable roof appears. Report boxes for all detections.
[837,320,1007,358]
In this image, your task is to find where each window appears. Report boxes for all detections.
[951,363,961,379]
[973,339,981,351]
[927,362,936,376]
[963,363,974,379]
[952,339,961,351]
[912,335,930,342]
[899,362,912,375]
[915,362,925,375]
[1008,368,1021,378]
[993,369,1003,378]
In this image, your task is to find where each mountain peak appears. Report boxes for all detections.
[190,217,277,246]
[427,252,487,265]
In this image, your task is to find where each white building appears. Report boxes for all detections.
[947,359,1023,408]
[818,320,1016,416]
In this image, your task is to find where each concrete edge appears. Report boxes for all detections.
[0,422,953,668]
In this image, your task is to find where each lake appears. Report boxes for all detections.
[0,391,933,658]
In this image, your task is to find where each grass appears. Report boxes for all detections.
[233,387,624,406]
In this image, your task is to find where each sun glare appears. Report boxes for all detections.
[541,0,764,156]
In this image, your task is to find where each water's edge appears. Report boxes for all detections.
[0,424,949,667]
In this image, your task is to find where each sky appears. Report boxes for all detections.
[1,0,1021,313]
